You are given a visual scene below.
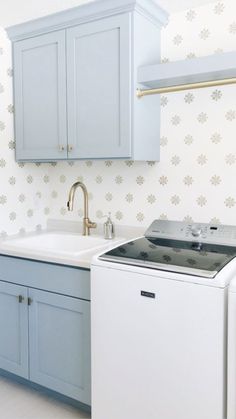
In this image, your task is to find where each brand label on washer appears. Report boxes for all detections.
[141,291,156,299]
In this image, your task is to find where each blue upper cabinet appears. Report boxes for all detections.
[67,14,131,159]
[14,31,67,160]
[7,0,168,161]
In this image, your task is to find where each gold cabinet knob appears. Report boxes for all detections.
[59,145,65,151]
[68,145,73,152]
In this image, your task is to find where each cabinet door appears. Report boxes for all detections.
[0,282,28,378]
[67,14,131,159]
[29,289,91,405]
[14,31,67,160]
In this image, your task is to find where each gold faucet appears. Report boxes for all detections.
[67,181,97,236]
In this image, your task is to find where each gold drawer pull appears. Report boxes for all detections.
[28,297,33,306]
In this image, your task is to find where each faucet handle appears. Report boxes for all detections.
[87,219,97,229]
[83,218,97,236]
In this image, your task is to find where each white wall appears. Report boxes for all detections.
[0,0,89,27]
[1,0,236,236]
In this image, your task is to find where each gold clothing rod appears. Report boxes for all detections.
[136,77,236,98]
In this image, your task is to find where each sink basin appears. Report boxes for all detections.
[2,232,110,256]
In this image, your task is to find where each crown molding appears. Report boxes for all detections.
[7,0,168,42]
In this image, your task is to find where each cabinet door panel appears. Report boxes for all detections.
[29,289,91,405]
[14,31,67,160]
[0,282,28,378]
[67,14,131,159]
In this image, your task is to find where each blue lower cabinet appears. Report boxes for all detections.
[0,282,28,378]
[29,289,91,405]
[0,258,91,406]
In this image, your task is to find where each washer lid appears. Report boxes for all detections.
[99,237,236,278]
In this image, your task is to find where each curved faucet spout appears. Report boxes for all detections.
[67,181,97,236]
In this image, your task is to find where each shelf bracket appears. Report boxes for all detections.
[136,77,236,98]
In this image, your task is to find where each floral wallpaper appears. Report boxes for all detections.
[1,0,236,236]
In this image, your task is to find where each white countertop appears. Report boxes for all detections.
[0,219,145,269]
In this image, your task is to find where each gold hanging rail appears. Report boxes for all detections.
[136,77,236,98]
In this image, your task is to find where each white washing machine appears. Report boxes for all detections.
[228,277,236,419]
[91,220,236,419]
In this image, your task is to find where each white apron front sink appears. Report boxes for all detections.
[3,232,109,256]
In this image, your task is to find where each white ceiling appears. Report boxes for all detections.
[0,0,217,28]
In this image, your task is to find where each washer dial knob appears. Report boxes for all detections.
[191,226,202,237]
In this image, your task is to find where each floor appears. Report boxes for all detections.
[0,376,91,419]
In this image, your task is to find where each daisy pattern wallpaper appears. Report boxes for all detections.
[0,0,236,236]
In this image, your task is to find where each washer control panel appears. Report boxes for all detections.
[145,220,236,245]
